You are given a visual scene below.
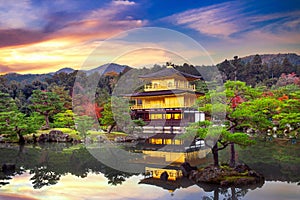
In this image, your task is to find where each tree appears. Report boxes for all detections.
[186,121,253,167]
[75,115,95,141]
[100,101,116,133]
[0,92,42,143]
[12,112,43,144]
[53,110,75,128]
[231,97,282,134]
[273,90,300,137]
[30,90,64,129]
[48,85,72,110]
[276,73,300,87]
[190,81,256,167]
[100,97,134,134]
[0,92,19,135]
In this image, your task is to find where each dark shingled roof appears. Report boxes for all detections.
[139,67,201,80]
[126,89,203,97]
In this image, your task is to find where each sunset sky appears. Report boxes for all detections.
[0,0,300,74]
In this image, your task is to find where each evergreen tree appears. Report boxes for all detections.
[30,90,64,129]
[0,92,41,143]
[75,115,94,141]
[187,81,257,167]
[0,92,18,135]
[53,110,75,128]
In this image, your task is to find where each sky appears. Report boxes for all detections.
[0,0,300,74]
[1,172,300,200]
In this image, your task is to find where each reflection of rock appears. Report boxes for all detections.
[2,163,15,174]
[96,135,106,143]
[180,162,197,177]
[38,130,73,143]
[189,164,265,188]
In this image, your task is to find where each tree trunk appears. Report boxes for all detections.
[108,123,116,134]
[212,143,219,167]
[17,130,25,144]
[229,120,236,167]
[18,144,25,157]
[231,187,237,200]
[33,134,37,143]
[44,114,50,129]
[214,188,219,200]
[229,143,236,167]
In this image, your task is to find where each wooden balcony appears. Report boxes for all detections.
[131,103,190,110]
[144,84,195,92]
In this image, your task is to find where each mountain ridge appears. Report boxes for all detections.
[1,53,299,84]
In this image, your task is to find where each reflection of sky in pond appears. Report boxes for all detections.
[1,172,299,200]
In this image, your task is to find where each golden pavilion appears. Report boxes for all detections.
[126,65,208,181]
[129,65,205,137]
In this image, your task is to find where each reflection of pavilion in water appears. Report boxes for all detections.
[125,65,209,183]
[137,147,210,183]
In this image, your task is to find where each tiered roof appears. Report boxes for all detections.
[139,67,201,81]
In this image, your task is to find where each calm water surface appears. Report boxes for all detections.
[0,140,299,200]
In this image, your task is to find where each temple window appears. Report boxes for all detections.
[174,113,182,119]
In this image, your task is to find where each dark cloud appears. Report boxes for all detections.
[43,11,85,33]
[0,29,47,48]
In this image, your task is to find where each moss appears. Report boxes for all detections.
[224,175,255,183]
[220,164,232,171]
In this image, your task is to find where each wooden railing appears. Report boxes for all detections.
[144,84,195,91]
[131,103,190,110]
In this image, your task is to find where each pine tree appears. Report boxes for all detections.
[0,92,42,143]
[0,92,18,135]
[30,90,64,129]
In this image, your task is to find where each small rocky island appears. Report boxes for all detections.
[182,163,264,187]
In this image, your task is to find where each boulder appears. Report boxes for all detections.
[124,135,138,142]
[114,136,125,142]
[235,164,251,173]
[38,130,72,143]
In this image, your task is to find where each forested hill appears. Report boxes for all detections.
[3,73,52,84]
[1,63,130,84]
[240,53,300,66]
[217,53,300,86]
[1,53,300,87]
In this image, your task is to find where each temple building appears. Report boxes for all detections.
[125,65,208,181]
[128,65,205,138]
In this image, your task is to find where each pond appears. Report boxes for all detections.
[0,140,299,200]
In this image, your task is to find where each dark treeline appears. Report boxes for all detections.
[217,54,300,86]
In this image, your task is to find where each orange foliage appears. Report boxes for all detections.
[278,94,289,101]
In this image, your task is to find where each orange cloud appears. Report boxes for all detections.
[0,0,147,74]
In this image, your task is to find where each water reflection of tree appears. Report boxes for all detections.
[0,144,136,189]
[30,166,61,189]
[220,140,300,183]
[1,141,299,189]
[105,170,133,186]
[202,187,249,200]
